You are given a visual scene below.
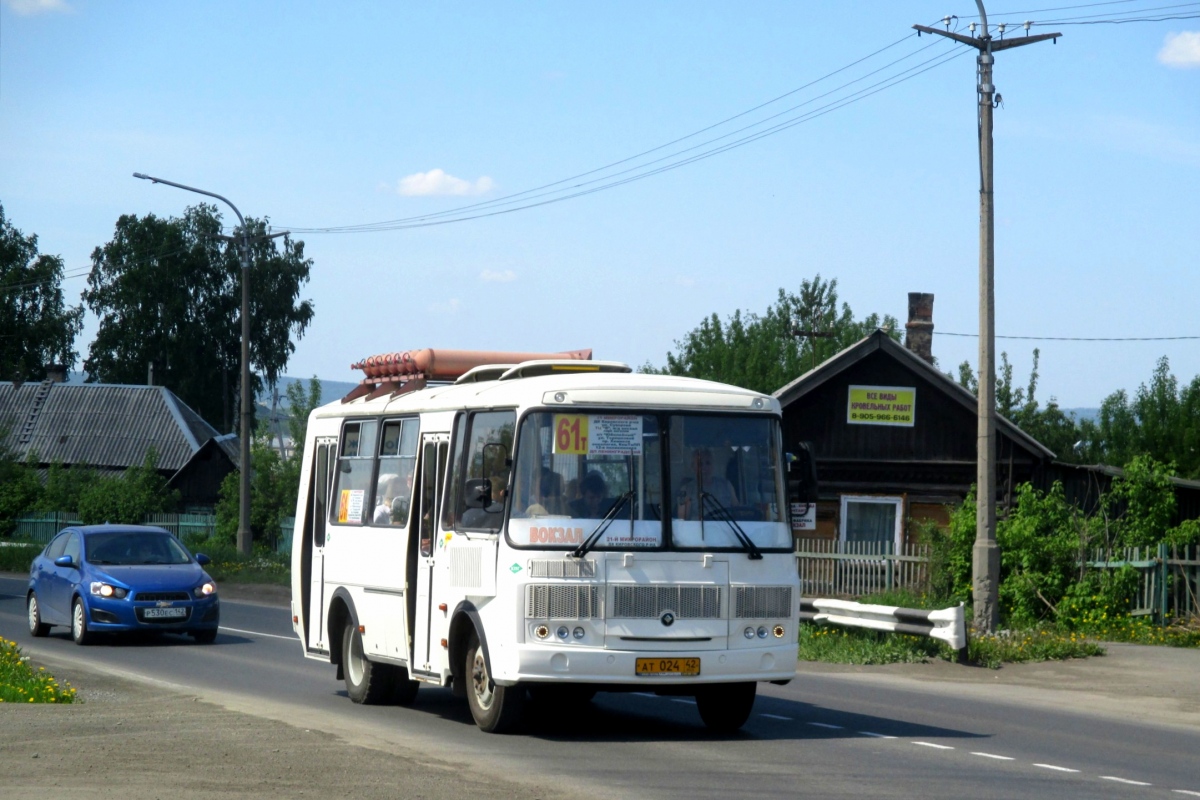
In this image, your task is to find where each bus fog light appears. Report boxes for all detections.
[744,627,755,640]
[534,624,550,639]
[556,626,570,640]
[757,626,768,639]
[773,625,786,638]
[572,626,585,640]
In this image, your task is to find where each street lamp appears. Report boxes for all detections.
[134,172,262,555]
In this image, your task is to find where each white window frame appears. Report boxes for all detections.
[838,494,904,552]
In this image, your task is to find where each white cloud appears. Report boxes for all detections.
[1158,31,1200,68]
[480,269,516,283]
[3,0,68,15]
[396,169,495,197]
[428,298,461,314]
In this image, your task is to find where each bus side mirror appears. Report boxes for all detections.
[786,442,818,504]
[464,478,492,509]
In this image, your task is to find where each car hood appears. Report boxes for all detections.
[93,563,210,592]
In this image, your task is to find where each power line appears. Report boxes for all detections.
[286,39,970,235]
[940,331,1200,341]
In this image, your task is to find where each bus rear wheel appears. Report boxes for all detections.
[464,631,524,733]
[695,682,756,733]
[341,620,392,705]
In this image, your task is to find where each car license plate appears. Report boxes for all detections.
[635,657,700,677]
[143,607,187,619]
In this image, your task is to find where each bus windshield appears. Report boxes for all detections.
[508,411,789,552]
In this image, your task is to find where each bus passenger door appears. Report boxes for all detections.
[304,438,337,654]
[410,434,449,675]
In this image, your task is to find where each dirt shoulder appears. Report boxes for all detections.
[0,662,586,800]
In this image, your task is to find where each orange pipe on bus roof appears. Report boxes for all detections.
[351,348,592,381]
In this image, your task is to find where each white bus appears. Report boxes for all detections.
[290,349,804,733]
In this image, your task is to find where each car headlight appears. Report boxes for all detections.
[90,582,127,599]
[194,581,217,598]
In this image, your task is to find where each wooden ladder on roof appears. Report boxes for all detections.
[17,379,53,447]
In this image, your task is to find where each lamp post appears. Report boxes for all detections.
[133,172,257,555]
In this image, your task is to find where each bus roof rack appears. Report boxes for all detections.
[455,364,518,384]
[498,360,631,381]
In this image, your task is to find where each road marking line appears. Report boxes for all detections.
[807,722,843,729]
[912,742,954,750]
[759,713,792,721]
[632,692,657,698]
[1034,764,1080,773]
[671,698,696,705]
[1102,777,1152,786]
[218,626,295,641]
[971,752,1014,761]
[859,732,897,739]
[1171,791,1200,797]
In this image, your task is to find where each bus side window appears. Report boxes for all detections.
[330,419,378,526]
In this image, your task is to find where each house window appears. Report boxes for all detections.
[839,495,903,551]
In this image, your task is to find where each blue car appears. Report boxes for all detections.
[26,524,220,645]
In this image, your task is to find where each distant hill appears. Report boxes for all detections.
[269,375,359,408]
[1061,408,1099,423]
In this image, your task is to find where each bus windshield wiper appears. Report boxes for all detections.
[572,491,634,559]
[701,492,762,560]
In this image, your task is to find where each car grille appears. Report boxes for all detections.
[135,591,190,602]
[611,585,722,619]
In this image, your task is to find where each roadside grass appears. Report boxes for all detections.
[0,541,41,573]
[183,537,290,586]
[0,636,78,704]
[1074,616,1200,648]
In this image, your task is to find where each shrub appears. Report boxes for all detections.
[0,636,78,704]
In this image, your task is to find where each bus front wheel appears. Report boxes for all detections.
[464,630,524,733]
[695,682,756,733]
[341,620,392,705]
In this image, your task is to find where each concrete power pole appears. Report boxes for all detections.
[913,5,1059,634]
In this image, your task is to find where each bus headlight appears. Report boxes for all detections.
[556,626,570,640]
[773,625,786,638]
[744,627,755,640]
[573,627,585,640]
[757,626,768,639]
[534,624,550,639]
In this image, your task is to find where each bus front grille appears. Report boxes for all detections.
[733,586,793,618]
[529,559,596,579]
[611,586,722,619]
[526,584,602,619]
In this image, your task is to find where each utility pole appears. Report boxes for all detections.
[913,4,1059,634]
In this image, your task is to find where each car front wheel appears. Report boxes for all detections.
[27,592,50,637]
[71,597,94,646]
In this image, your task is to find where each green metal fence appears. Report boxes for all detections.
[9,512,294,554]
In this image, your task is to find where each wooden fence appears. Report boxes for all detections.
[794,538,930,599]
[1088,544,1200,623]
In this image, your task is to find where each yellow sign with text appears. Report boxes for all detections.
[553,414,590,455]
[847,385,915,427]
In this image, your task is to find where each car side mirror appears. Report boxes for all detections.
[786,442,819,505]
[195,553,211,566]
[54,555,76,569]
[463,478,492,509]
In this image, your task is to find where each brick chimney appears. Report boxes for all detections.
[45,364,68,383]
[905,293,934,364]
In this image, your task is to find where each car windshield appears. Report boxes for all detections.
[509,411,790,552]
[85,531,192,566]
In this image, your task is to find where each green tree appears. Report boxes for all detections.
[83,204,315,432]
[956,349,1082,461]
[1077,357,1200,479]
[36,461,99,513]
[76,448,179,524]
[0,203,84,381]
[644,275,900,393]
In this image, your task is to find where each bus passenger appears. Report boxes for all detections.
[570,471,610,518]
[675,448,738,519]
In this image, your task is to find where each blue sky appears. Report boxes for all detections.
[2,1,1197,409]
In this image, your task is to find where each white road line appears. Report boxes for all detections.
[1101,777,1152,787]
[671,698,696,705]
[971,752,1014,761]
[859,732,897,739]
[912,742,954,750]
[807,722,843,730]
[632,692,657,698]
[759,713,792,721]
[1171,791,1200,797]
[1034,764,1080,773]
[218,626,295,641]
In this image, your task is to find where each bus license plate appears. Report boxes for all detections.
[635,657,700,677]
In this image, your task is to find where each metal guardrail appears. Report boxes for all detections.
[801,598,967,651]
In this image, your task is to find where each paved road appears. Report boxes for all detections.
[2,574,1197,799]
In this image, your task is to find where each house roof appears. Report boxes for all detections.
[772,329,1057,461]
[0,381,221,471]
